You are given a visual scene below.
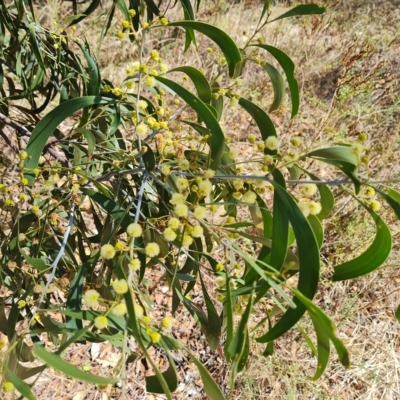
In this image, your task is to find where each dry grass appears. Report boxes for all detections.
[6,0,400,399]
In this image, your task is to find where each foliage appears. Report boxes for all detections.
[0,0,398,398]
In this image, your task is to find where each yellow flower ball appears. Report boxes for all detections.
[301,183,318,198]
[168,217,180,230]
[114,241,126,252]
[198,180,212,197]
[144,76,156,88]
[94,316,108,330]
[136,123,149,138]
[164,228,177,241]
[112,279,129,294]
[175,177,188,192]
[129,258,141,271]
[182,235,193,247]
[17,299,27,309]
[190,225,203,238]
[242,190,257,204]
[111,302,128,316]
[298,201,310,218]
[126,223,143,237]
[265,136,279,151]
[150,331,161,343]
[193,206,207,220]
[161,316,173,329]
[370,200,381,212]
[308,201,322,215]
[170,193,186,205]
[175,203,188,218]
[83,289,100,308]
[100,244,116,260]
[134,304,144,318]
[2,382,14,393]
[145,242,160,258]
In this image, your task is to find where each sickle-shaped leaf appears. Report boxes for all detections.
[187,350,226,400]
[292,288,350,378]
[256,181,320,343]
[374,186,400,219]
[166,21,242,78]
[238,97,277,154]
[168,66,211,103]
[269,4,325,23]
[146,352,178,394]
[306,146,360,193]
[155,76,225,170]
[251,44,299,117]
[332,202,392,281]
[262,62,285,112]
[25,96,118,184]
[34,345,119,384]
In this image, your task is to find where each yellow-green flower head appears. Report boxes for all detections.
[216,263,224,272]
[150,50,159,60]
[290,137,301,147]
[175,203,188,218]
[178,159,190,170]
[103,84,111,93]
[117,31,125,39]
[0,338,7,350]
[175,177,188,192]
[144,75,156,88]
[164,228,177,241]
[229,148,239,159]
[198,179,212,197]
[265,136,279,151]
[129,258,141,271]
[242,190,257,204]
[193,205,207,220]
[128,9,136,17]
[363,187,375,198]
[112,278,129,294]
[150,331,161,343]
[159,63,168,73]
[161,316,173,329]
[369,200,381,212]
[138,100,148,110]
[122,20,130,28]
[100,244,116,260]
[215,276,226,287]
[168,217,180,230]
[232,180,244,191]
[182,235,193,247]
[111,302,128,316]
[298,201,310,217]
[19,150,28,160]
[134,303,144,317]
[301,183,318,198]
[191,225,203,238]
[83,289,100,308]
[18,299,27,309]
[2,382,14,393]
[114,241,126,252]
[126,222,143,237]
[203,169,215,179]
[94,315,108,330]
[308,201,322,215]
[160,17,168,26]
[351,143,364,156]
[145,242,160,257]
[358,132,368,142]
[170,193,186,205]
[112,87,123,96]
[160,165,171,175]
[136,123,149,138]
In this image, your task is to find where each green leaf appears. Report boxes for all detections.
[374,186,400,219]
[25,96,117,184]
[67,0,102,26]
[256,181,320,343]
[306,146,360,193]
[20,248,48,271]
[187,351,226,400]
[238,97,276,153]
[269,4,325,23]
[332,202,392,281]
[168,66,211,103]
[33,345,119,384]
[250,44,299,117]
[396,305,400,323]
[146,353,178,394]
[307,215,323,249]
[29,23,45,70]
[78,41,101,96]
[155,76,225,170]
[262,62,285,112]
[292,289,350,378]
[166,21,242,78]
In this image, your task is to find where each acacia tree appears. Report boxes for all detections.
[0,0,398,398]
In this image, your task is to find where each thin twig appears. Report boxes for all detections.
[29,204,76,327]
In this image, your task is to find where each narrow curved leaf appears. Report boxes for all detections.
[332,204,392,281]
[187,351,226,400]
[256,181,320,343]
[375,186,400,219]
[168,66,211,103]
[146,353,178,394]
[25,96,117,184]
[251,44,299,117]
[166,21,242,78]
[238,97,276,154]
[3,367,36,400]
[306,146,360,193]
[262,62,285,112]
[292,289,350,378]
[269,4,325,23]
[155,76,225,170]
[34,345,119,384]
